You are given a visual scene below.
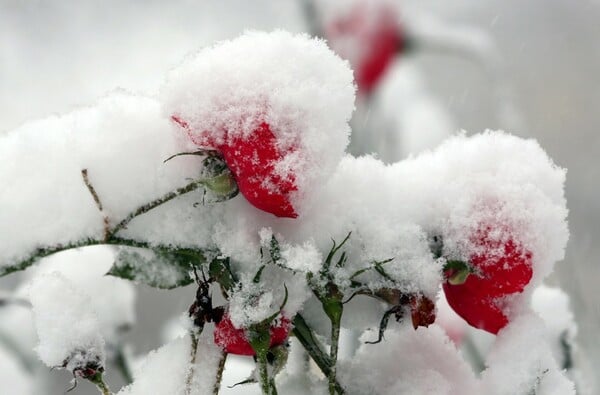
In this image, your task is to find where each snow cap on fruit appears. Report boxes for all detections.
[162,30,356,218]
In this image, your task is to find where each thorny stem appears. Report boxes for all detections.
[0,236,199,278]
[256,350,278,395]
[212,351,227,395]
[108,176,208,238]
[0,170,211,278]
[328,310,342,395]
[82,169,110,241]
[185,331,200,395]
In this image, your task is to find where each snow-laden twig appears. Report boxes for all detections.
[108,176,208,238]
[184,331,199,395]
[89,372,112,395]
[212,351,227,395]
[81,169,110,241]
[0,171,211,277]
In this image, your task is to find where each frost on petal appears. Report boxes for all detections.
[162,30,356,215]
[29,272,105,370]
[340,324,479,395]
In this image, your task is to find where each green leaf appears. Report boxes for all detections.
[269,235,282,264]
[107,247,206,289]
[209,257,236,292]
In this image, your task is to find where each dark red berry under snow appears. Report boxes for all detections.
[443,227,533,334]
[172,116,297,218]
[213,315,291,356]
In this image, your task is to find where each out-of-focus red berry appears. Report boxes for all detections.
[325,1,403,94]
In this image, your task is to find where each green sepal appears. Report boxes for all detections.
[209,257,236,293]
[443,260,472,285]
[201,170,238,199]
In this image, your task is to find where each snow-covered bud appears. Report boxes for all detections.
[29,272,106,374]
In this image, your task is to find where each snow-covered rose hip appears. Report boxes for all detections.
[213,314,291,356]
[323,0,403,94]
[172,117,297,218]
[443,226,533,334]
[163,31,355,218]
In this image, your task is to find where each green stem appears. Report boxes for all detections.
[113,345,133,385]
[0,173,213,278]
[212,351,227,395]
[291,314,333,375]
[108,178,207,238]
[256,350,271,395]
[256,350,277,395]
[89,373,111,395]
[328,311,342,395]
[185,331,200,395]
[0,237,205,278]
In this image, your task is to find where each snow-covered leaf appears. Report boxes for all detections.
[108,248,207,289]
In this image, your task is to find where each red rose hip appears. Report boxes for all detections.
[443,227,533,334]
[213,314,291,356]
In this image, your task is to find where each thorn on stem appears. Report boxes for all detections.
[81,169,110,241]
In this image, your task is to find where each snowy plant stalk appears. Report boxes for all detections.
[89,373,112,395]
[212,351,227,395]
[256,349,278,395]
[184,331,199,395]
[328,313,342,395]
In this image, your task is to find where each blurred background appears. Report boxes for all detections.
[1,0,599,393]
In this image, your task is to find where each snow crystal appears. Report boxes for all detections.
[435,288,468,345]
[531,284,577,370]
[227,265,310,328]
[119,330,223,395]
[30,246,136,343]
[480,313,575,395]
[260,228,323,274]
[161,30,356,214]
[0,91,219,271]
[340,324,479,395]
[29,272,105,369]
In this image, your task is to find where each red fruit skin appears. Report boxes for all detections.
[217,123,297,218]
[443,230,533,334]
[326,3,403,94]
[171,116,297,218]
[213,315,291,356]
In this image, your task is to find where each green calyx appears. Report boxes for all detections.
[444,260,472,285]
[201,170,238,198]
